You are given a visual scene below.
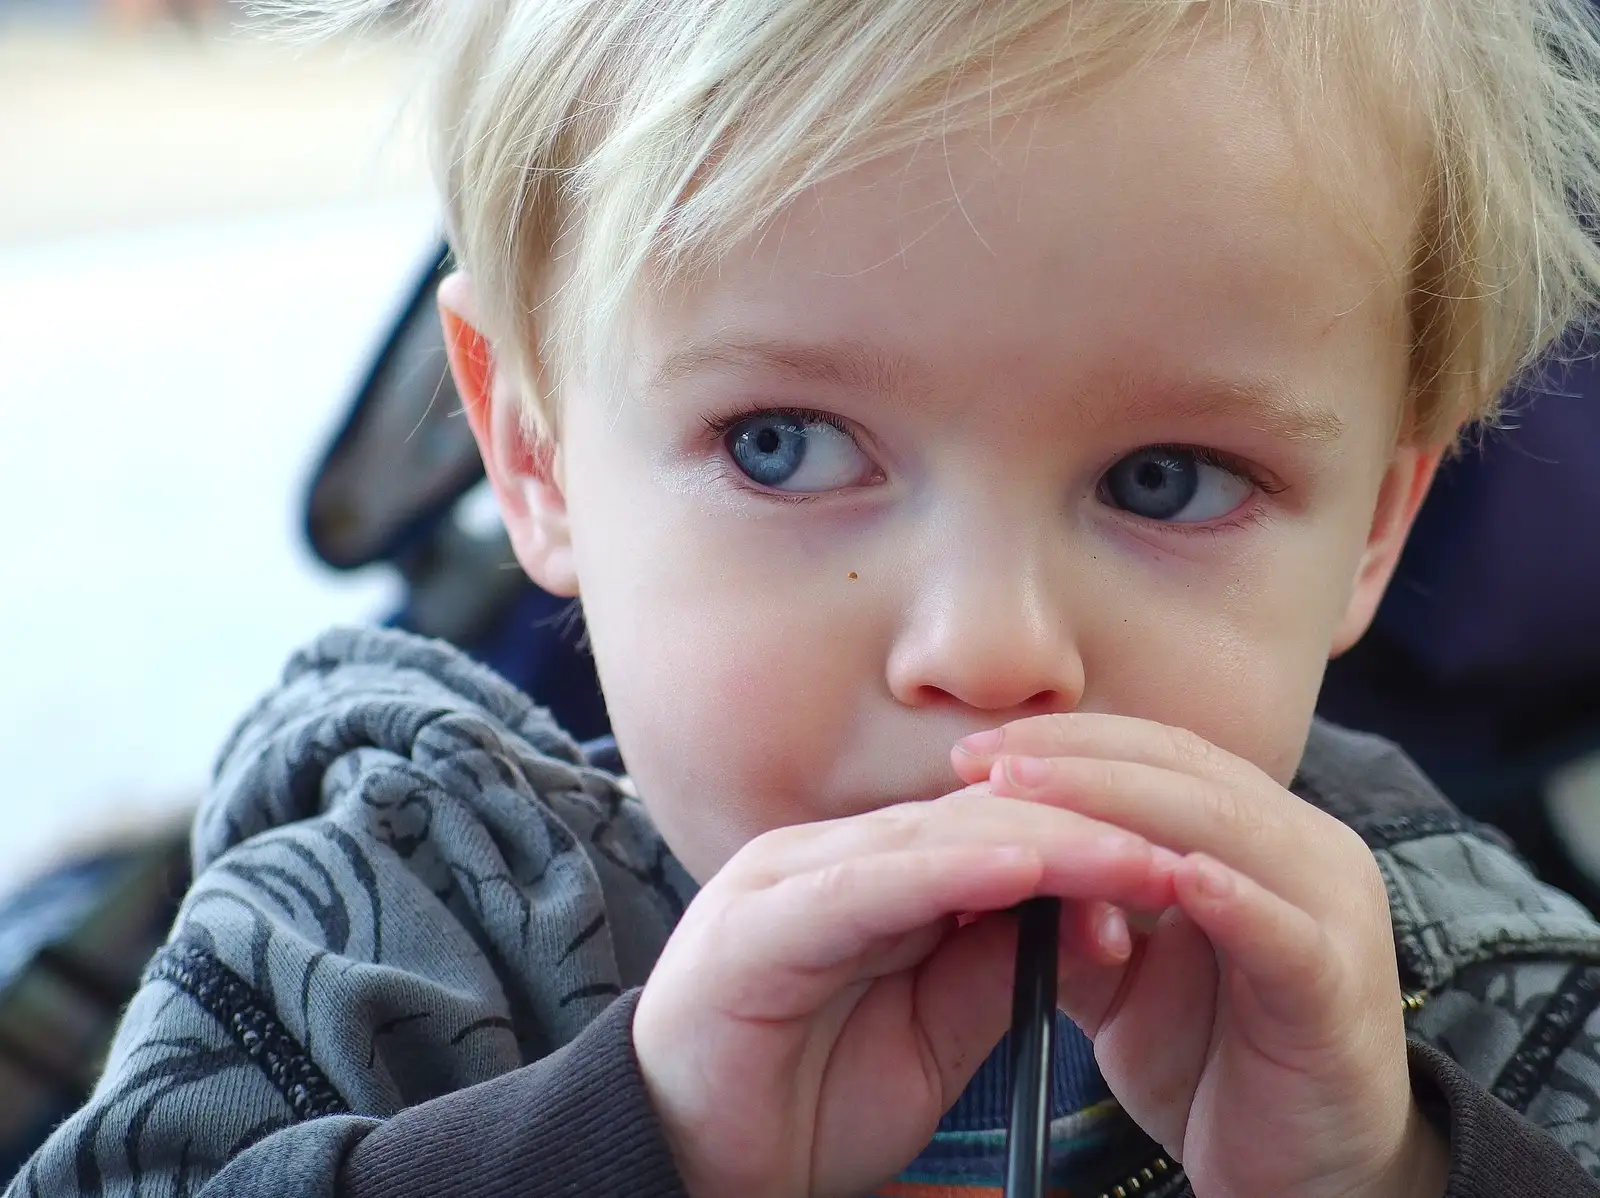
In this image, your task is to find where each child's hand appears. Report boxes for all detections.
[632,787,1179,1198]
[951,714,1451,1198]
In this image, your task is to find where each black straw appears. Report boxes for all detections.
[1003,896,1059,1198]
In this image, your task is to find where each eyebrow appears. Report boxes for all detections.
[1093,375,1347,445]
[648,335,1345,445]
[647,335,912,396]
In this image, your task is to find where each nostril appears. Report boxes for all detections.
[886,633,1086,714]
[908,685,964,710]
[1017,690,1073,718]
[912,686,1072,717]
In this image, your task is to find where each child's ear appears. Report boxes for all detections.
[1328,443,1443,658]
[438,272,579,598]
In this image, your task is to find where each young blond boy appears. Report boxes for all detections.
[16,1,1600,1195]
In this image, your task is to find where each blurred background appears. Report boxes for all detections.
[0,4,434,890]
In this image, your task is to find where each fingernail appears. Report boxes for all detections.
[956,728,1004,756]
[1193,855,1233,899]
[1002,756,1050,788]
[1098,907,1132,960]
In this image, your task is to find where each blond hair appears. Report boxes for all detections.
[298,0,1600,447]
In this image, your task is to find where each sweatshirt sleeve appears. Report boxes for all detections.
[338,988,685,1198]
[4,630,694,1198]
[1409,1037,1600,1198]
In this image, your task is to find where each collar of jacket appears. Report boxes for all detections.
[1297,719,1600,993]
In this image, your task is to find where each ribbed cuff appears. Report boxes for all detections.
[339,989,687,1198]
[1408,1037,1600,1198]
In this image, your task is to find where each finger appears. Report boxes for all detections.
[809,913,1027,1192]
[702,844,1037,1021]
[1171,853,1338,1033]
[910,913,1025,1100]
[955,713,1249,787]
[1053,935,1137,1041]
[900,903,1119,1094]
[1063,901,1135,968]
[719,836,1180,1017]
[950,740,996,787]
[904,904,1140,1072]
[988,755,1321,904]
[1044,903,1141,1044]
[1067,908,1218,1156]
[732,791,1180,913]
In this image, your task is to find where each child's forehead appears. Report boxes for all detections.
[647,28,1418,325]
[605,41,1417,456]
[647,44,1412,339]
[528,5,1470,448]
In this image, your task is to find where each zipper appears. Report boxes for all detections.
[1093,1154,1176,1198]
[1092,987,1432,1198]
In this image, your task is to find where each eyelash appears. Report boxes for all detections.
[1103,443,1286,536]
[1112,443,1287,500]
[700,404,863,504]
[700,403,856,441]
[700,406,1287,523]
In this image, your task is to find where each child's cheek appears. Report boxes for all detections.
[590,571,872,879]
[1086,601,1324,789]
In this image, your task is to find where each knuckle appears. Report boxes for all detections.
[725,822,813,887]
[1164,724,1223,776]
[1324,820,1386,894]
[1205,779,1272,846]
[666,892,744,984]
[802,857,866,913]
[1307,925,1354,1004]
[1353,843,1393,911]
[738,823,797,865]
[695,893,742,950]
[864,800,931,848]
[1337,821,1377,865]
[747,821,801,854]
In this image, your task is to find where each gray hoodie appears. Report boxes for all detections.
[10,626,1600,1197]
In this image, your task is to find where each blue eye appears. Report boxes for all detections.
[724,412,874,492]
[1101,447,1253,523]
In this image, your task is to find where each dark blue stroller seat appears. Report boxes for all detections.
[1322,372,1600,794]
[1321,350,1600,908]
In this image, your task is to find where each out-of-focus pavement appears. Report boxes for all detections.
[0,20,439,888]
[0,23,430,242]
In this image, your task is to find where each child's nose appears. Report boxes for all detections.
[883,565,1085,716]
